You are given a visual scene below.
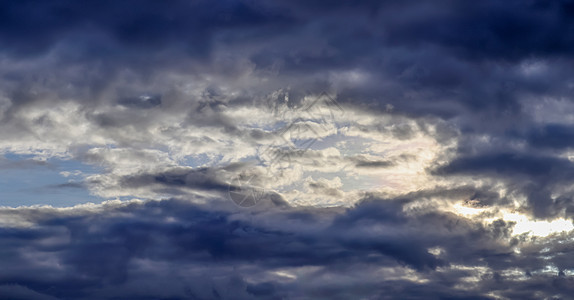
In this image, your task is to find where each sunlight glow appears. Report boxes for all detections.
[501,211,574,237]
[452,203,574,237]
[452,203,486,217]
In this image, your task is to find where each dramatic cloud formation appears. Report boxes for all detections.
[2,0,574,299]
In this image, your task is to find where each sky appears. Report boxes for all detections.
[2,0,574,299]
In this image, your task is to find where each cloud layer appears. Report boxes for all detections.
[1,196,572,300]
[2,0,574,299]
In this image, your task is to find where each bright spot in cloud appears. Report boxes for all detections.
[502,211,574,237]
[452,203,574,237]
[452,203,486,217]
[272,271,297,280]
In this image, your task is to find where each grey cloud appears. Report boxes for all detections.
[117,94,162,109]
[526,124,574,150]
[0,284,59,300]
[0,192,571,299]
[3,0,574,299]
[352,157,396,169]
[0,157,52,170]
[119,167,231,193]
[434,152,574,218]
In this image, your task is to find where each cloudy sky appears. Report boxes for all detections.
[3,0,574,299]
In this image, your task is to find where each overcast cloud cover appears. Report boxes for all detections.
[3,0,574,299]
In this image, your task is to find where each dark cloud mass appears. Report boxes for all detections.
[3,0,574,299]
[0,197,566,300]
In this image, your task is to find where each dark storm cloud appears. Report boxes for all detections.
[379,0,574,61]
[0,0,295,114]
[435,153,574,179]
[0,0,290,58]
[434,152,574,218]
[241,0,574,119]
[1,0,573,128]
[0,194,571,299]
[527,124,574,150]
